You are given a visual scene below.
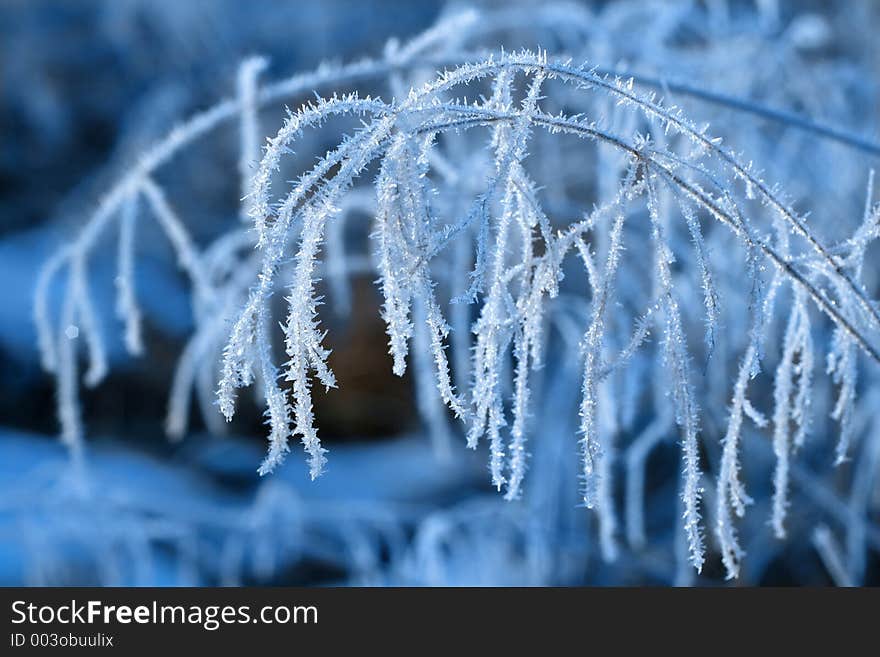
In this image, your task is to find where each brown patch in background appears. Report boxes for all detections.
[311,276,418,441]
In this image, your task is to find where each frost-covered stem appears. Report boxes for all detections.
[502,189,542,500]
[238,56,268,222]
[254,94,385,244]
[115,191,143,356]
[421,281,468,419]
[466,72,544,482]
[412,295,453,460]
[398,133,468,422]
[680,201,718,360]
[220,101,390,426]
[504,327,530,501]
[771,287,811,538]
[280,201,338,478]
[374,155,414,375]
[467,288,510,489]
[646,173,704,572]
[70,255,107,388]
[715,291,774,579]
[450,232,472,396]
[165,232,256,441]
[35,246,73,373]
[812,525,853,587]
[714,261,781,578]
[579,208,626,508]
[56,275,84,462]
[827,176,877,464]
[625,414,673,549]
[828,326,857,466]
[259,319,300,477]
[284,199,338,391]
[139,178,211,305]
[166,329,213,440]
